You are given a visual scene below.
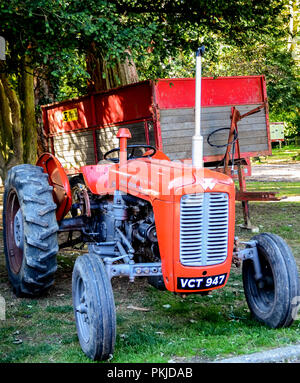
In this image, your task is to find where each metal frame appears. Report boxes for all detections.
[222,105,280,229]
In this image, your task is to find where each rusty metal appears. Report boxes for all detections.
[235,191,280,202]
[5,190,23,274]
[219,103,277,230]
[82,189,91,217]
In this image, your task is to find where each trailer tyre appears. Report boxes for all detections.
[242,233,300,328]
[3,164,59,296]
[72,253,116,361]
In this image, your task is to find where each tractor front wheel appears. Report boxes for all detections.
[72,253,116,361]
[242,233,300,328]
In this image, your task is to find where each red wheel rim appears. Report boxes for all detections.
[6,189,23,274]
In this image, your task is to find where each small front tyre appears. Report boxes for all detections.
[72,253,116,361]
[242,233,300,328]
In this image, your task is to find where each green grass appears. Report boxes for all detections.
[253,145,300,164]
[111,275,300,363]
[1,202,300,363]
[236,181,300,198]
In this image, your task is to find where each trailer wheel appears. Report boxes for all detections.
[72,253,116,361]
[242,233,300,328]
[3,164,59,296]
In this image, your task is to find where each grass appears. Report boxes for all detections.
[1,201,300,363]
[240,145,300,199]
[1,148,300,363]
[253,145,300,164]
[236,181,300,198]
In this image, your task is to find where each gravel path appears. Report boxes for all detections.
[215,344,300,363]
[250,163,300,183]
[249,164,300,201]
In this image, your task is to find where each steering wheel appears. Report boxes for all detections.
[103,144,157,163]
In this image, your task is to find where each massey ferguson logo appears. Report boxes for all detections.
[199,178,217,190]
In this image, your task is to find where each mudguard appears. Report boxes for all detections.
[36,153,72,221]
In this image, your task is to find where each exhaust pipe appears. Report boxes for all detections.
[192,46,205,167]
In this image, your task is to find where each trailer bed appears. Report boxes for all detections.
[42,76,270,171]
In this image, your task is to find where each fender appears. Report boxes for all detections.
[148,149,170,161]
[36,153,72,221]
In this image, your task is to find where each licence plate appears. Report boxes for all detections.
[177,273,227,290]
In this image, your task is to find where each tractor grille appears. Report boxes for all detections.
[180,193,229,266]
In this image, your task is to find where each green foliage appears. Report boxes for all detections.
[125,1,300,136]
[131,1,288,78]
[205,41,300,135]
[50,51,90,101]
[0,0,158,99]
[0,0,298,135]
[133,2,300,136]
[0,0,290,98]
[270,110,300,137]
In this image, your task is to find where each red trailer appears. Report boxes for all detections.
[41,75,278,229]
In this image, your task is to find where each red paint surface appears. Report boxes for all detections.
[45,96,93,134]
[154,76,265,109]
[43,81,153,134]
[41,76,270,163]
[36,153,72,221]
[43,76,266,135]
[94,81,152,126]
[81,158,236,293]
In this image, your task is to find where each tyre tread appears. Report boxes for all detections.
[3,164,59,297]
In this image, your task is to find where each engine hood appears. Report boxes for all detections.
[81,157,233,201]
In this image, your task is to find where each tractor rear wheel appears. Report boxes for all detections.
[3,164,59,296]
[72,253,116,361]
[242,233,300,328]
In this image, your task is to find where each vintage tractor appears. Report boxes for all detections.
[3,48,300,361]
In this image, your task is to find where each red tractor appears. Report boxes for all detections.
[3,48,299,360]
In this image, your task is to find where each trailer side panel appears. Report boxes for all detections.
[154,76,271,162]
[159,104,268,161]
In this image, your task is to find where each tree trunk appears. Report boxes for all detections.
[22,55,37,164]
[0,79,13,153]
[0,73,23,181]
[87,44,139,92]
[34,68,55,155]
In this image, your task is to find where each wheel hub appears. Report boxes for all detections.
[75,278,90,342]
[13,209,24,250]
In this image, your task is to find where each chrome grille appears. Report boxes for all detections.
[180,193,229,266]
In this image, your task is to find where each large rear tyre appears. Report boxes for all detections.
[242,233,300,328]
[72,253,116,361]
[3,164,59,296]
